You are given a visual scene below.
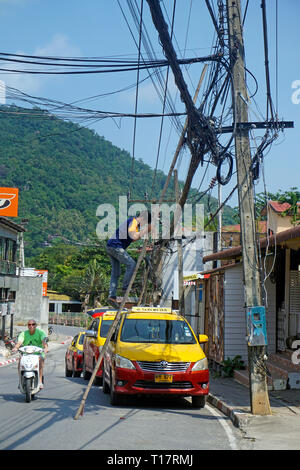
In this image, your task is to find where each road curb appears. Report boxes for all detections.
[208,393,250,429]
[0,357,18,368]
[0,337,73,366]
[60,336,73,344]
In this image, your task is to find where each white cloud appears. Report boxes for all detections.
[121,72,179,111]
[35,33,81,58]
[0,34,81,97]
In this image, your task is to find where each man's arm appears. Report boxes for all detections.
[12,332,24,353]
[40,330,49,354]
[128,219,151,241]
[42,339,49,354]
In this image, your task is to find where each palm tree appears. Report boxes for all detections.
[80,259,109,311]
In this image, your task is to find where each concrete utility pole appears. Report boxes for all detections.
[174,170,184,315]
[217,183,222,267]
[227,0,271,415]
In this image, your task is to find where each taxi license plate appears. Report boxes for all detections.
[155,374,173,383]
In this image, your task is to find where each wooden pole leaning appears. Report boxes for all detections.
[73,241,148,419]
[174,170,184,315]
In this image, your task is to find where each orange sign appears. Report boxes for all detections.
[35,270,48,296]
[0,187,19,217]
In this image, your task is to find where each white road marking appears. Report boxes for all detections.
[206,403,238,450]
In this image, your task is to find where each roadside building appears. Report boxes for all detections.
[0,217,25,340]
[202,224,300,390]
[180,202,300,390]
[48,290,82,315]
[14,267,49,333]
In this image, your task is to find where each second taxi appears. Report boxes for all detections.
[83,310,119,384]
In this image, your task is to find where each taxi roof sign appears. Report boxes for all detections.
[131,307,172,314]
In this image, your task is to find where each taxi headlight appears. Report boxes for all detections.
[115,354,135,370]
[191,358,208,371]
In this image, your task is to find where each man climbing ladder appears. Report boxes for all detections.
[106,210,152,307]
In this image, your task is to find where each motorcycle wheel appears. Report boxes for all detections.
[25,378,32,403]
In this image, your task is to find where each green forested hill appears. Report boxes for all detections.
[0,105,236,258]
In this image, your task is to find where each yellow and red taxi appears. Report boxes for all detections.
[65,331,86,378]
[83,310,119,384]
[103,307,209,407]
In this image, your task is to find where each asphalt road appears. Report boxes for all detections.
[0,331,251,451]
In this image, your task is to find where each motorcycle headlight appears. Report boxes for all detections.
[115,354,135,370]
[191,357,208,371]
[21,358,35,370]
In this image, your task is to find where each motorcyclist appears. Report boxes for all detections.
[12,319,48,389]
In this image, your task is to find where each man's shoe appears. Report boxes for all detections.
[107,297,119,308]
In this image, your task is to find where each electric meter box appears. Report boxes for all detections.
[246,306,268,346]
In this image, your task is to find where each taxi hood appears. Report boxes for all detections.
[117,341,206,363]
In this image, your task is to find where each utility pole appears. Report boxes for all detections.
[19,232,25,269]
[227,0,271,415]
[217,183,222,267]
[174,170,184,315]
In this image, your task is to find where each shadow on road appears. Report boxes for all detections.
[0,374,222,450]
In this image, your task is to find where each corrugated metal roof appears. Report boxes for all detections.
[269,200,292,213]
[0,216,26,232]
[222,221,267,233]
[261,200,300,215]
[203,225,300,262]
[47,290,78,301]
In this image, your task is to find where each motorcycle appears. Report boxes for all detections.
[0,333,17,351]
[18,346,44,402]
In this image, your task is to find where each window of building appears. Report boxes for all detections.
[0,238,16,262]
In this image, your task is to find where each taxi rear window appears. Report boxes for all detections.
[120,319,196,344]
[100,319,114,338]
[78,334,85,345]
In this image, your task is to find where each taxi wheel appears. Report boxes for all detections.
[93,359,103,386]
[65,360,72,377]
[102,376,109,394]
[82,361,91,380]
[110,375,122,406]
[192,395,206,408]
[72,360,81,378]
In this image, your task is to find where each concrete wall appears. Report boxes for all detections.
[268,207,293,234]
[14,277,49,333]
[224,263,276,363]
[0,225,18,241]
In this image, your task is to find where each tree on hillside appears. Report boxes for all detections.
[80,258,109,311]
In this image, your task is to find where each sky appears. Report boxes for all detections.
[0,0,299,210]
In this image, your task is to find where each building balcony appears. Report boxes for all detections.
[0,260,17,276]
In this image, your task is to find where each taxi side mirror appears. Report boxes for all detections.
[85,330,97,338]
[198,334,208,344]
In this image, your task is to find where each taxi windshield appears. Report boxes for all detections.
[120,319,196,344]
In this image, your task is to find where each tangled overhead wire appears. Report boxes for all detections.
[216,152,233,185]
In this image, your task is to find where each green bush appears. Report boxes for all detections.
[222,355,244,377]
